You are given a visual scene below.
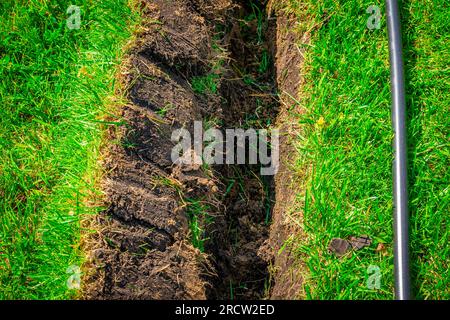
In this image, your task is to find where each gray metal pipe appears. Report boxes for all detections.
[385,0,411,300]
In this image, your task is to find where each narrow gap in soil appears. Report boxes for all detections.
[204,0,279,300]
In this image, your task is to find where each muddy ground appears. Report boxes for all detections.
[83,0,303,300]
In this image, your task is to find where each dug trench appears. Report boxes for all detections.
[83,0,302,300]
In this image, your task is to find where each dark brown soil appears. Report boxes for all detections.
[83,0,282,300]
[268,10,307,299]
[202,1,279,299]
[83,0,221,299]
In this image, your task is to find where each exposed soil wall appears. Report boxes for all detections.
[83,0,304,300]
[268,10,307,300]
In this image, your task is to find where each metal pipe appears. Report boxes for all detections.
[385,0,411,300]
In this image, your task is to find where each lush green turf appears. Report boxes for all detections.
[0,0,140,299]
[0,0,447,301]
[280,0,449,299]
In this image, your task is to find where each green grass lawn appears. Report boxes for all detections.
[280,0,449,299]
[0,0,140,299]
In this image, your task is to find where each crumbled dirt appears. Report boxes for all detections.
[83,0,221,300]
[201,0,279,299]
[83,0,282,300]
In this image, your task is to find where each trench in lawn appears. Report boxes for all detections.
[83,0,280,300]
